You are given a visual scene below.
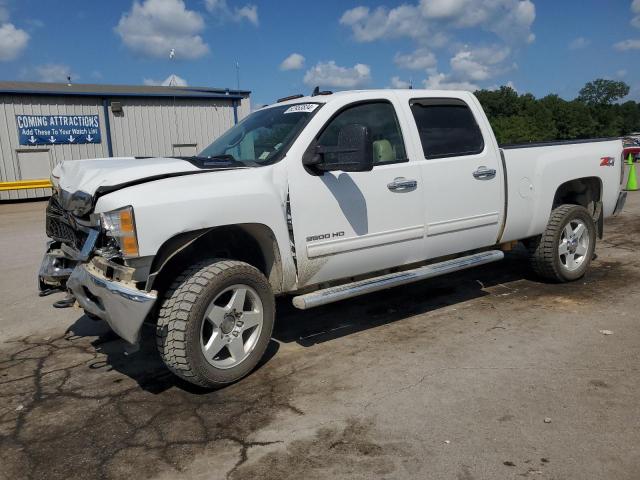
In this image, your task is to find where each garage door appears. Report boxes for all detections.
[17,150,51,180]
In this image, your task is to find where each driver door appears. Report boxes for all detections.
[287,99,426,287]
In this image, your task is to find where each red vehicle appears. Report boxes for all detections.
[622,146,640,161]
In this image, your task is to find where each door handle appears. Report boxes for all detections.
[472,166,497,180]
[387,177,418,192]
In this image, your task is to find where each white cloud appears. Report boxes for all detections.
[394,48,436,70]
[489,0,536,44]
[0,2,29,62]
[143,73,188,86]
[389,76,411,88]
[419,45,513,92]
[423,71,479,91]
[340,6,369,25]
[303,61,371,89]
[341,0,535,44]
[568,37,590,50]
[420,0,468,19]
[204,0,259,26]
[339,4,428,42]
[340,1,535,92]
[449,45,512,82]
[235,5,258,25]
[32,64,75,83]
[0,22,28,61]
[614,39,640,51]
[280,53,305,71]
[632,0,640,28]
[115,0,208,59]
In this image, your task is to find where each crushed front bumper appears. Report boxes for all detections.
[66,263,157,344]
[38,243,77,290]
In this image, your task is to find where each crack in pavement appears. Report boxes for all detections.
[1,211,637,479]
[0,329,304,480]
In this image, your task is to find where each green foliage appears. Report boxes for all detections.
[577,79,630,106]
[475,80,639,145]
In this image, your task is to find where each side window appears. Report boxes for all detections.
[317,102,407,165]
[410,99,484,159]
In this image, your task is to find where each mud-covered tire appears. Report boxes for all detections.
[156,259,274,388]
[527,204,596,282]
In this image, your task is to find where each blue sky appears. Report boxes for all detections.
[1,0,639,107]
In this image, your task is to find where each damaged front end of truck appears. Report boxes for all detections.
[38,186,157,345]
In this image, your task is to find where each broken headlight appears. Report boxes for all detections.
[100,206,139,258]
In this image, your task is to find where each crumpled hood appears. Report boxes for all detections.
[52,156,205,197]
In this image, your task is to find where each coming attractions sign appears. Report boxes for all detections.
[16,114,101,145]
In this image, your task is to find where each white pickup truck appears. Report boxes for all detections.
[39,89,627,387]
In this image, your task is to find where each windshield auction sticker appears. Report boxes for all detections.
[284,104,319,114]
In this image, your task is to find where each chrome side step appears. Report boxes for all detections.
[292,250,504,310]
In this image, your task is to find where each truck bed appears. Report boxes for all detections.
[499,138,622,243]
[500,137,620,149]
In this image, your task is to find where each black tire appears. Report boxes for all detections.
[527,204,596,282]
[156,259,275,388]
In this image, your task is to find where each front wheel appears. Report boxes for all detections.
[527,204,596,282]
[156,259,275,388]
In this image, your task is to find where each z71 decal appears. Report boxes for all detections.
[600,157,615,166]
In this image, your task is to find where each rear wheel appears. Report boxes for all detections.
[156,259,274,388]
[527,204,596,282]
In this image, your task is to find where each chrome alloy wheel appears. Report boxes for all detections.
[200,284,264,369]
[558,219,589,272]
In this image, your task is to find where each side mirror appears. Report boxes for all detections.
[303,124,374,173]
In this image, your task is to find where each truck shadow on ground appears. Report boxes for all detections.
[62,249,534,394]
[273,249,533,347]
[1,244,633,480]
[64,316,281,395]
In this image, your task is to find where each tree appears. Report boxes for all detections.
[619,101,640,134]
[539,95,597,139]
[475,86,521,118]
[475,79,637,144]
[577,79,630,106]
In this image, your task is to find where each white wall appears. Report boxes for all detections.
[107,96,247,157]
[0,93,250,200]
[0,95,108,200]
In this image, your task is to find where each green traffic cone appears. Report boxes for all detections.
[627,153,634,165]
[627,162,638,191]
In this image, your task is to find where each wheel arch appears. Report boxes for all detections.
[146,223,284,295]
[552,176,602,212]
[552,176,603,238]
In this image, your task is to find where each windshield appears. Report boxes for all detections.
[198,103,320,165]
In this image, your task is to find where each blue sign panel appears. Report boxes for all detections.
[16,115,101,146]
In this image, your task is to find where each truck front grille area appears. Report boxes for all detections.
[45,196,87,250]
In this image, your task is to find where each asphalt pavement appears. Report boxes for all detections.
[1,193,639,480]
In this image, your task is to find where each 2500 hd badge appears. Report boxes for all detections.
[306,231,345,242]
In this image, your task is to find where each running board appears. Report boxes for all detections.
[292,250,504,310]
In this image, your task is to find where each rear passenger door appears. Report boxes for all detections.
[407,97,504,259]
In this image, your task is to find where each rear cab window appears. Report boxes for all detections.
[409,98,484,159]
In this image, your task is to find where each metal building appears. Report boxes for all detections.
[0,81,251,200]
